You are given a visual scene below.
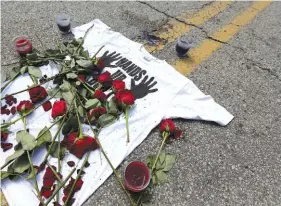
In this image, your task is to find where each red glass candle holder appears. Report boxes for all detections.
[124,161,151,192]
[14,36,33,55]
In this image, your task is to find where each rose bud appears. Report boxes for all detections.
[98,71,112,87]
[1,142,13,152]
[112,80,125,91]
[51,100,67,119]
[115,89,135,106]
[160,119,176,134]
[93,89,107,101]
[42,101,52,112]
[17,100,34,114]
[87,107,107,122]
[29,86,48,103]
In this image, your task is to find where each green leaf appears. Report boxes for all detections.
[9,66,20,79]
[108,98,118,115]
[5,149,25,163]
[76,60,93,68]
[98,114,116,127]
[47,142,66,159]
[1,171,12,180]
[155,170,168,184]
[47,87,62,99]
[36,127,52,147]
[152,174,157,185]
[26,53,38,61]
[80,88,87,98]
[20,66,28,74]
[146,155,155,169]
[85,99,100,110]
[11,153,30,174]
[16,131,36,151]
[66,72,78,79]
[61,91,75,106]
[70,58,76,69]
[81,50,89,59]
[59,80,71,92]
[28,66,42,78]
[163,154,176,172]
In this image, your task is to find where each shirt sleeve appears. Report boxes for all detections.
[164,80,234,126]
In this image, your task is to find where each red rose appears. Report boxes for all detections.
[112,80,125,91]
[87,107,107,122]
[78,75,87,82]
[42,101,52,112]
[51,100,67,119]
[160,119,175,133]
[1,132,8,142]
[1,142,13,152]
[93,89,107,101]
[98,71,112,87]
[115,89,135,106]
[29,86,48,103]
[17,100,34,114]
[61,132,99,159]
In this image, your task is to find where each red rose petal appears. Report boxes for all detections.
[1,143,13,152]
[40,187,53,198]
[174,128,182,140]
[11,106,16,115]
[1,132,8,141]
[42,101,52,112]
[5,109,10,115]
[67,161,75,167]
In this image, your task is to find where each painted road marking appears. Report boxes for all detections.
[145,1,232,53]
[173,1,272,76]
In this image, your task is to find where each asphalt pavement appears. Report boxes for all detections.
[1,1,281,206]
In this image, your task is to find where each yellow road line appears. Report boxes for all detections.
[174,1,272,75]
[145,1,232,53]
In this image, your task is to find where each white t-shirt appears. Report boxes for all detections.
[1,19,233,206]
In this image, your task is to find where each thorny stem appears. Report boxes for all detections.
[74,100,83,139]
[1,71,20,92]
[86,117,136,206]
[1,88,60,127]
[56,120,62,202]
[74,23,95,55]
[125,107,130,143]
[27,151,44,205]
[44,168,76,206]
[151,132,169,171]
[63,152,90,206]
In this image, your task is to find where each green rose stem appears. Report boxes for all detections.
[42,97,75,165]
[74,23,96,55]
[0,70,71,100]
[29,74,38,85]
[23,116,27,132]
[63,152,90,206]
[86,117,136,206]
[151,131,169,171]
[1,71,20,92]
[125,107,130,143]
[44,168,76,206]
[74,100,84,139]
[1,89,60,127]
[56,119,62,202]
[0,116,64,170]
[77,79,95,94]
[27,151,44,205]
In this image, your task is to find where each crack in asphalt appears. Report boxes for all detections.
[138,1,227,44]
[245,57,281,81]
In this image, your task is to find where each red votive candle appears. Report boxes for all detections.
[14,36,33,55]
[124,161,150,192]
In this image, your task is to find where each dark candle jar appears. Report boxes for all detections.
[56,14,71,33]
[14,36,33,55]
[176,38,193,58]
[124,161,150,192]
